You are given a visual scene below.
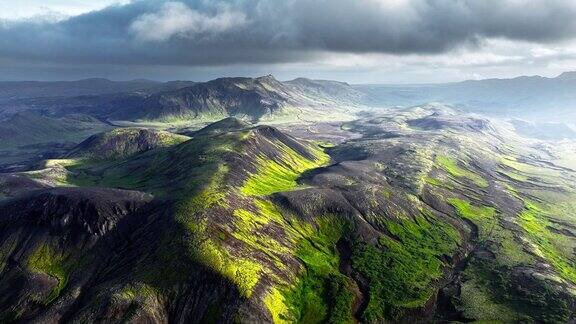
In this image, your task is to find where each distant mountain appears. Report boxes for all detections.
[0,78,159,102]
[0,111,111,169]
[117,75,294,121]
[355,71,576,122]
[0,75,363,123]
[0,112,110,147]
[112,75,364,121]
[510,119,576,140]
[284,77,366,105]
[3,72,576,124]
[556,71,576,80]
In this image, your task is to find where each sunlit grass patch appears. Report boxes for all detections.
[519,201,576,284]
[241,142,330,196]
[27,244,73,304]
[436,155,488,188]
[447,198,533,266]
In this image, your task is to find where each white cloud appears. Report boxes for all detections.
[129,2,247,42]
[0,0,131,21]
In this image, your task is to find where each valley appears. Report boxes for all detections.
[1,79,575,322]
[2,0,576,322]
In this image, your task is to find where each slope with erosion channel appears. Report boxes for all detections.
[1,107,576,322]
[0,119,342,322]
[331,105,576,322]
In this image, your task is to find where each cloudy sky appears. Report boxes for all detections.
[1,0,576,83]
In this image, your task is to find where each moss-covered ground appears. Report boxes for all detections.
[241,142,330,196]
[436,155,488,188]
[519,200,576,284]
[351,212,461,321]
[264,217,355,324]
[11,112,576,323]
[27,244,74,304]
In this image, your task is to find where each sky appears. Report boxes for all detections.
[1,0,576,83]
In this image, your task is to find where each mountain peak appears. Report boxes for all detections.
[557,71,576,80]
[192,117,252,137]
[256,74,277,82]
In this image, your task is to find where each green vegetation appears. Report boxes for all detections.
[68,131,237,196]
[424,176,453,189]
[436,155,488,188]
[172,162,267,298]
[11,110,574,323]
[448,198,533,266]
[241,142,330,196]
[27,244,72,304]
[457,260,521,322]
[351,213,460,321]
[266,217,355,324]
[457,256,573,323]
[519,201,576,284]
[69,128,189,160]
[117,283,158,301]
[448,195,574,322]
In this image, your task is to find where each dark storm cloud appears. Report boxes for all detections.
[1,0,576,66]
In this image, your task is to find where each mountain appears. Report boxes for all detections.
[557,71,576,80]
[0,78,160,103]
[187,117,251,137]
[0,78,198,105]
[3,72,576,125]
[0,75,363,123]
[115,75,295,121]
[1,107,575,322]
[285,78,366,105]
[107,75,363,122]
[355,71,576,122]
[511,119,576,140]
[66,128,190,160]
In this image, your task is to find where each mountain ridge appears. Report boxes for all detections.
[2,107,575,322]
[0,75,363,123]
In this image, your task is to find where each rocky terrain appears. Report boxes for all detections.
[1,103,575,323]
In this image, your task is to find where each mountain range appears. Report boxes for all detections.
[0,75,362,123]
[1,103,575,322]
[355,71,576,122]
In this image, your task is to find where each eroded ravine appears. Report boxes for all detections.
[336,239,369,323]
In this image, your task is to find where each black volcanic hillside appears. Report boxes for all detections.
[0,187,153,238]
